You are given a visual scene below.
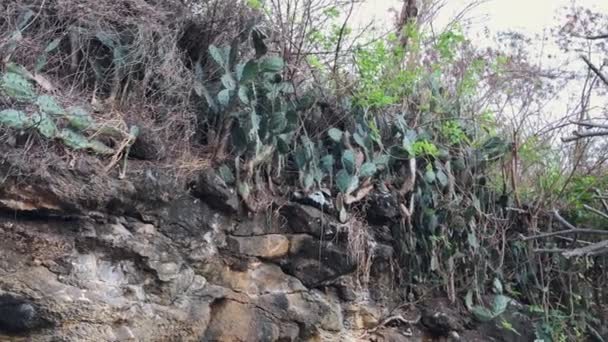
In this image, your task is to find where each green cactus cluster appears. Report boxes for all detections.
[0,63,137,155]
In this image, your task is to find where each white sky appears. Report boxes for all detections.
[355,0,608,36]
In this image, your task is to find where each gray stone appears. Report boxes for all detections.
[191,168,239,214]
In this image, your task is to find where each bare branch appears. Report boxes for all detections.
[594,189,608,212]
[521,210,608,241]
[332,0,355,75]
[562,240,608,258]
[581,55,608,87]
[562,130,608,142]
[523,228,608,241]
[585,33,608,40]
[583,204,608,221]
[570,120,608,130]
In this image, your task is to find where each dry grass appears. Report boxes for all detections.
[344,214,375,287]
[0,0,255,175]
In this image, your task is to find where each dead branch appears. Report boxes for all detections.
[522,210,608,241]
[581,55,608,87]
[585,33,608,40]
[594,189,608,212]
[563,240,608,258]
[523,228,608,241]
[570,120,608,130]
[584,204,608,221]
[332,0,355,75]
[562,130,608,142]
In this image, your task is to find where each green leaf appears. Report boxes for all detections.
[1,72,36,101]
[467,231,479,249]
[88,139,115,155]
[247,0,263,10]
[65,106,93,130]
[17,9,35,30]
[303,172,315,190]
[218,89,231,107]
[6,63,33,80]
[129,125,140,138]
[31,112,57,138]
[237,180,251,200]
[44,37,62,53]
[265,83,281,101]
[218,164,235,185]
[320,154,335,173]
[424,168,436,183]
[95,31,117,49]
[60,128,92,150]
[194,61,218,112]
[374,154,390,169]
[260,56,284,73]
[231,125,249,154]
[238,86,250,104]
[0,109,31,129]
[277,134,292,154]
[341,149,356,174]
[60,128,89,148]
[221,73,237,91]
[35,56,48,73]
[492,295,511,316]
[359,162,377,178]
[353,132,368,152]
[493,278,504,295]
[452,156,466,171]
[294,146,308,170]
[209,44,227,68]
[328,128,343,143]
[239,60,259,83]
[402,134,415,156]
[339,207,348,223]
[35,37,63,72]
[472,306,495,322]
[269,111,287,133]
[436,169,448,187]
[464,290,474,310]
[36,95,65,115]
[280,82,295,94]
[336,169,353,194]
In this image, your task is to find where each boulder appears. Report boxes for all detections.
[191,168,239,214]
[421,298,466,336]
[226,234,290,259]
[280,203,338,238]
[279,234,355,287]
[128,126,166,161]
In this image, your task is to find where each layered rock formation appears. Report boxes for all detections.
[0,149,402,341]
[0,148,535,341]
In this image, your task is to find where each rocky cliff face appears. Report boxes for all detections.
[0,148,534,342]
[0,148,398,342]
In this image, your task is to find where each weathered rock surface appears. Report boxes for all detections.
[0,148,537,341]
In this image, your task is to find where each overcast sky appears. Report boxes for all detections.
[354,0,608,36]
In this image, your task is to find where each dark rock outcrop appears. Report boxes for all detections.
[0,147,538,341]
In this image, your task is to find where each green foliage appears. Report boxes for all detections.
[354,39,404,109]
[1,71,36,101]
[0,109,32,129]
[440,120,470,145]
[246,0,264,10]
[436,29,465,61]
[413,140,439,157]
[0,65,136,155]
